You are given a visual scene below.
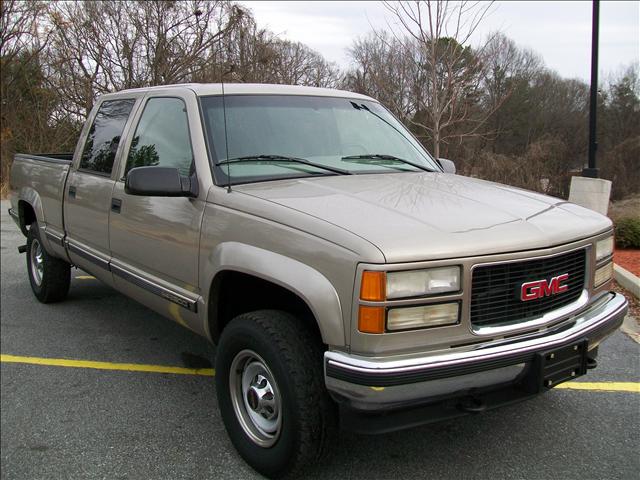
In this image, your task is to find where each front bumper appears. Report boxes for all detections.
[325,292,627,433]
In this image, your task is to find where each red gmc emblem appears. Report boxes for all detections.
[520,274,569,301]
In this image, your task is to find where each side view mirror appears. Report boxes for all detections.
[125,166,198,197]
[438,158,456,174]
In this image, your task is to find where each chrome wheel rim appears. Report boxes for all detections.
[229,349,282,447]
[30,238,44,286]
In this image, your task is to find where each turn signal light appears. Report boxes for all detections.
[360,271,386,301]
[358,306,385,334]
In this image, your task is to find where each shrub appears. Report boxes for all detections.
[601,137,640,201]
[460,137,573,198]
[615,217,640,249]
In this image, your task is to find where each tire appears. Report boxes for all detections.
[215,310,336,479]
[26,222,71,303]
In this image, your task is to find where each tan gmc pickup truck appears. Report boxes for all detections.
[9,84,628,478]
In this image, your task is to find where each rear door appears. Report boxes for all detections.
[108,89,207,331]
[64,97,140,285]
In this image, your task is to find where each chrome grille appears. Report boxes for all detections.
[470,249,586,327]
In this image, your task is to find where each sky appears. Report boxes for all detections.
[241,1,639,82]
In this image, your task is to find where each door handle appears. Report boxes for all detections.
[68,186,76,199]
[111,198,122,214]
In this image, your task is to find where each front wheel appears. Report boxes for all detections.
[26,223,71,303]
[215,310,336,479]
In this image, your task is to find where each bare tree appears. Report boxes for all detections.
[479,32,543,150]
[201,13,340,88]
[45,0,244,116]
[381,0,502,159]
[345,32,417,121]
[1,0,51,93]
[273,39,340,87]
[0,0,48,63]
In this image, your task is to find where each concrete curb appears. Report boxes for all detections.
[614,264,640,300]
[620,315,639,344]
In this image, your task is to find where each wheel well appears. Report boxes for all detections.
[209,270,323,345]
[18,201,36,235]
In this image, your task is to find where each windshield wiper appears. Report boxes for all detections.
[341,154,436,173]
[217,155,352,176]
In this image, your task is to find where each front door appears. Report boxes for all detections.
[109,93,206,330]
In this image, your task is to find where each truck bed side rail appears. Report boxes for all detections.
[14,153,73,164]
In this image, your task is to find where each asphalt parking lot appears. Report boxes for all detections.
[1,201,639,480]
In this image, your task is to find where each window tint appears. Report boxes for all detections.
[125,98,193,176]
[80,99,135,174]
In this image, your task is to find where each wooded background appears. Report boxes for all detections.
[1,0,638,200]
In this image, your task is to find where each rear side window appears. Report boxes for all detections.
[125,97,193,176]
[80,99,136,175]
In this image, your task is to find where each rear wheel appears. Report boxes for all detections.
[26,223,71,303]
[216,310,336,479]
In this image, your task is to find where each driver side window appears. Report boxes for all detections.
[125,97,193,176]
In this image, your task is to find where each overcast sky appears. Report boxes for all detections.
[241,1,639,82]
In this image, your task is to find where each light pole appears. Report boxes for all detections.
[583,0,600,178]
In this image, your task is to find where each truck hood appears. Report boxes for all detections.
[235,173,611,263]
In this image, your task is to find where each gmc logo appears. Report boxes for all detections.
[520,274,569,301]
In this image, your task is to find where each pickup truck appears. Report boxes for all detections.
[9,83,628,478]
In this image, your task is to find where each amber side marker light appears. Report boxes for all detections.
[358,305,385,334]
[360,271,386,301]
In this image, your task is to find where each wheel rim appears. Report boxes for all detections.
[30,238,44,286]
[229,349,282,447]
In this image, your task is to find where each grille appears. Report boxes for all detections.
[470,249,586,328]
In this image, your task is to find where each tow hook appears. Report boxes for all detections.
[457,396,487,413]
[17,245,27,254]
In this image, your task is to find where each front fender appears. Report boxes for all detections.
[205,242,345,347]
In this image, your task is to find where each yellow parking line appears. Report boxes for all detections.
[0,354,214,377]
[555,382,639,393]
[75,275,96,280]
[1,354,638,393]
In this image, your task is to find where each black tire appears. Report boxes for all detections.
[215,310,336,479]
[26,222,71,303]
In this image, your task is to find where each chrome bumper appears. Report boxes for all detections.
[325,292,627,412]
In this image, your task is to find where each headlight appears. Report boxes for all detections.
[387,303,459,331]
[596,236,614,262]
[594,261,613,287]
[358,267,462,334]
[386,266,461,299]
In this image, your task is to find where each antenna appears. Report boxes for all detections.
[221,75,232,193]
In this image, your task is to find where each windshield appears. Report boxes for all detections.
[200,94,440,185]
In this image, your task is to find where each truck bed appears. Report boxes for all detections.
[10,153,74,240]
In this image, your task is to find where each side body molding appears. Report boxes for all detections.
[207,242,345,347]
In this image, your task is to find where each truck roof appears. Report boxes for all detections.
[113,83,377,101]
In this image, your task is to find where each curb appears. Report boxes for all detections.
[614,264,640,300]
